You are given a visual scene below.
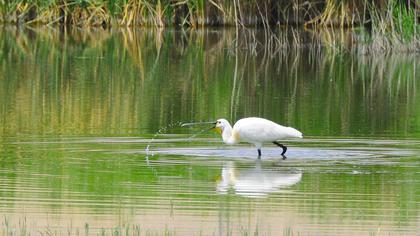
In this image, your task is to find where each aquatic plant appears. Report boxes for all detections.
[0,1,417,28]
[0,1,417,52]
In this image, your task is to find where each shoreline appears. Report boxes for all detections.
[1,24,419,54]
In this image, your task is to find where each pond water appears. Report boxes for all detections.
[0,27,419,235]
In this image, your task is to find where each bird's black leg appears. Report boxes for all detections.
[257,149,261,159]
[273,141,287,156]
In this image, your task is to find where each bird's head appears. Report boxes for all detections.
[211,118,229,135]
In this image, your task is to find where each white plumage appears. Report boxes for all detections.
[234,117,302,141]
[217,162,302,197]
[213,117,302,158]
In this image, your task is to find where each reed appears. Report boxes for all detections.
[0,1,417,28]
[1,1,417,51]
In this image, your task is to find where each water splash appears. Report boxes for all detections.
[144,121,184,157]
[145,121,215,156]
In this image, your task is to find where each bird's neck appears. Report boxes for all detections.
[222,124,239,145]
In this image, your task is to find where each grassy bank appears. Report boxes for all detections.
[0,0,418,28]
[0,1,419,52]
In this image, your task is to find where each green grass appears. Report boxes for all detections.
[363,0,420,52]
[0,0,417,29]
[0,218,401,236]
[0,1,418,52]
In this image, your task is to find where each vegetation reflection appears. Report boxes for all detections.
[0,28,418,137]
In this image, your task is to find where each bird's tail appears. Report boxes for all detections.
[286,127,303,138]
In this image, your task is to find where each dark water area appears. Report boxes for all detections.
[0,27,419,235]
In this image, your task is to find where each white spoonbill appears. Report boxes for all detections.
[211,117,303,158]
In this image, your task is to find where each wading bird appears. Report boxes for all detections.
[211,117,302,158]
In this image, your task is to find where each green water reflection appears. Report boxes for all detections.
[0,28,419,235]
[0,28,419,137]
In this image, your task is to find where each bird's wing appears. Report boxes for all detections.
[233,118,289,142]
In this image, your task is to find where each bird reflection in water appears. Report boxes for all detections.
[217,161,302,197]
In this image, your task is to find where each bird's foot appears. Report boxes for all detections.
[273,141,287,156]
